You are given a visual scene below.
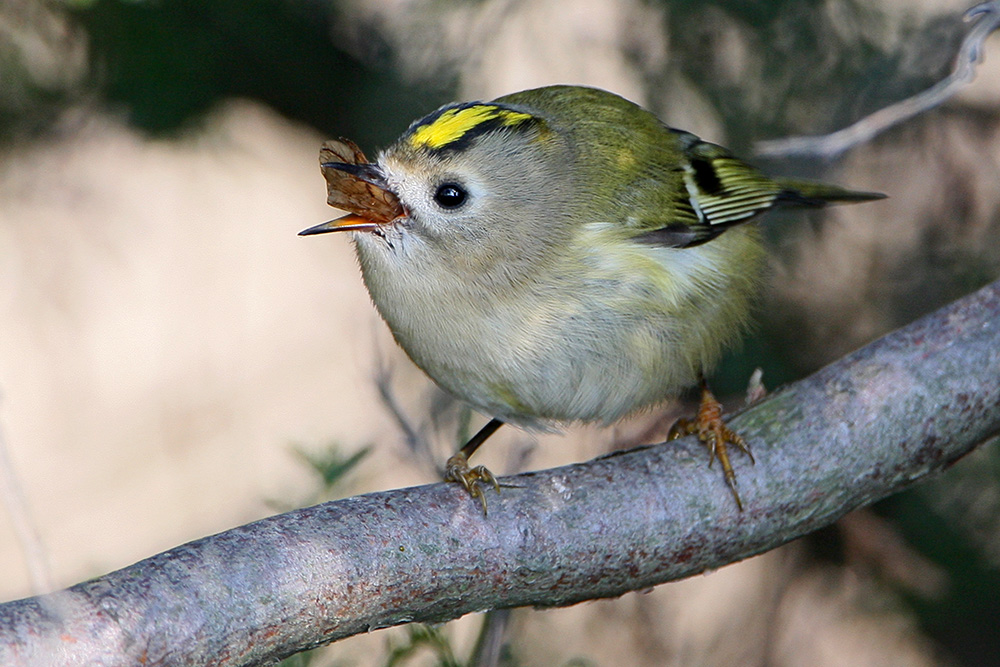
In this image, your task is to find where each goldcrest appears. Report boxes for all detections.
[300,85,883,512]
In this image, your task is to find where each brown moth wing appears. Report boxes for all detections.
[319,138,403,224]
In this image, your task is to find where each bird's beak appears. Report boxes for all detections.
[300,156,405,236]
[298,214,381,236]
[301,139,406,236]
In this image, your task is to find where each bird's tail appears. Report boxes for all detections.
[775,178,886,207]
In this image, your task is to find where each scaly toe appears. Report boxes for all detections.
[445,453,499,515]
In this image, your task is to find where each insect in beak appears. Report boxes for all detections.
[299,138,405,236]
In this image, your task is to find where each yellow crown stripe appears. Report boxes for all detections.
[408,105,534,150]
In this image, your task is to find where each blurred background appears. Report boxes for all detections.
[2,0,1000,665]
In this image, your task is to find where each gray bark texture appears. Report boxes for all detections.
[2,279,1000,667]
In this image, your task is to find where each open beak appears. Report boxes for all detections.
[298,214,380,236]
[300,150,405,237]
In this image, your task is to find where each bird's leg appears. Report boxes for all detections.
[445,418,504,515]
[667,379,754,510]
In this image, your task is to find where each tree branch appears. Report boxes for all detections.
[2,280,999,667]
[754,1,1000,159]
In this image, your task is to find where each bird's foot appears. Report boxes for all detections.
[445,450,500,516]
[668,383,754,510]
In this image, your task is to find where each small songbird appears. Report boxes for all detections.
[300,85,884,512]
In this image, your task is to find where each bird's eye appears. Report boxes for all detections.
[433,182,467,209]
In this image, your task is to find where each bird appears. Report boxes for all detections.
[299,84,884,513]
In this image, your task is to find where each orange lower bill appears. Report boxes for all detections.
[298,213,382,236]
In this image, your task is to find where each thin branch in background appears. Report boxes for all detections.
[838,509,949,599]
[372,344,433,467]
[373,341,535,479]
[468,609,513,667]
[382,624,462,667]
[0,396,52,595]
[754,1,1000,160]
[372,328,473,476]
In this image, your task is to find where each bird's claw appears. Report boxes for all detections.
[668,384,754,511]
[445,451,500,515]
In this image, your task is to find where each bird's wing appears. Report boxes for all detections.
[635,131,788,249]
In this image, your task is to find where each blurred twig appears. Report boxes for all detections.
[382,625,462,667]
[839,509,948,599]
[373,341,535,480]
[468,610,512,667]
[754,1,1000,159]
[0,397,52,595]
[1,279,999,666]
[373,341,464,477]
[373,350,426,459]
